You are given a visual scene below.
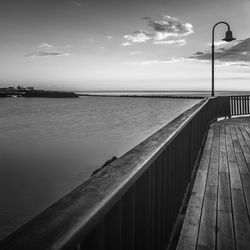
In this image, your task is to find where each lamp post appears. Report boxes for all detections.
[211,22,236,97]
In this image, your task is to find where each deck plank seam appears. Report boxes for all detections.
[215,125,221,250]
[194,142,212,249]
[226,124,238,250]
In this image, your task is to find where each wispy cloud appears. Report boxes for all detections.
[124,30,152,43]
[153,39,186,46]
[122,42,132,46]
[106,36,113,39]
[132,38,250,67]
[25,52,70,58]
[38,43,53,48]
[125,38,250,67]
[189,38,250,67]
[123,15,193,46]
[207,41,227,47]
[124,57,188,65]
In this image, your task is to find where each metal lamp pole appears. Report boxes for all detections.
[211,22,236,97]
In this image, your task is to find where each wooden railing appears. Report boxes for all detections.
[230,95,250,116]
[0,97,230,250]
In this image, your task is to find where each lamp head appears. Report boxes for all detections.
[222,30,236,42]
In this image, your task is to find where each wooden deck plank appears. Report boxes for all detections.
[233,126,250,230]
[243,125,250,143]
[231,189,250,249]
[219,125,228,173]
[204,126,215,151]
[217,124,235,250]
[225,125,236,162]
[176,170,207,250]
[228,123,250,250]
[235,126,250,153]
[241,173,250,220]
[217,211,235,250]
[230,125,242,153]
[210,125,220,160]
[177,127,214,250]
[178,118,250,250]
[197,184,217,250]
[238,126,250,170]
[197,126,219,250]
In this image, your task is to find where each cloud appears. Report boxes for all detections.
[148,15,194,39]
[189,38,250,67]
[122,42,132,46]
[107,36,113,39]
[123,15,193,46]
[124,30,152,43]
[208,41,227,47]
[124,57,188,65]
[25,52,70,58]
[153,39,186,46]
[124,38,250,67]
[38,43,53,48]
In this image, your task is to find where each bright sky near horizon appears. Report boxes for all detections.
[0,0,249,91]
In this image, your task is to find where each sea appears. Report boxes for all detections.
[0,91,247,240]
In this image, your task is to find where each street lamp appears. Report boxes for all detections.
[211,22,236,96]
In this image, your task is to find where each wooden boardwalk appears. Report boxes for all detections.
[177,117,250,250]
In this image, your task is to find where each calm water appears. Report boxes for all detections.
[0,96,199,239]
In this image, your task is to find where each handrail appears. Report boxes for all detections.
[0,96,231,250]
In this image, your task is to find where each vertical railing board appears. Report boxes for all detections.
[121,186,135,250]
[229,95,250,116]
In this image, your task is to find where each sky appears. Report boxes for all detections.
[0,0,249,91]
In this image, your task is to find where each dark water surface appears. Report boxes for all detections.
[0,96,199,239]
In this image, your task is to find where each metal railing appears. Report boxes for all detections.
[0,97,230,250]
[230,95,250,116]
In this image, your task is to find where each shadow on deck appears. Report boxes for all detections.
[177,117,250,249]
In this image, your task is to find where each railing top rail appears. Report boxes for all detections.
[229,95,250,98]
[1,97,211,250]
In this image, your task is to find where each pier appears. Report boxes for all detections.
[177,117,250,249]
[1,96,250,249]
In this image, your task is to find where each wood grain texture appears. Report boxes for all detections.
[178,117,250,250]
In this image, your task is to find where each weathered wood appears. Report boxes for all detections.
[178,116,250,250]
[218,172,231,213]
[225,126,236,162]
[240,173,250,218]
[219,126,228,173]
[217,211,235,250]
[197,127,218,249]
[177,126,213,250]
[176,168,208,250]
[197,184,217,250]
[231,189,250,249]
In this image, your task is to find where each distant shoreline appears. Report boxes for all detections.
[79,94,204,99]
[0,90,79,98]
